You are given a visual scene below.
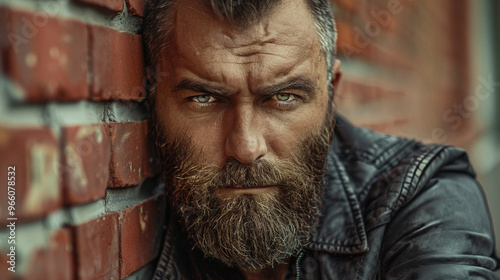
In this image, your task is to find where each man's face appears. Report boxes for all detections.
[154,0,332,270]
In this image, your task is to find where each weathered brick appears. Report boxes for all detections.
[108,121,152,188]
[337,78,405,104]
[49,229,74,280]
[0,126,61,223]
[90,25,146,101]
[0,8,88,102]
[0,8,8,53]
[62,124,111,205]
[335,18,377,60]
[24,249,50,280]
[359,118,410,135]
[73,0,124,13]
[365,6,398,32]
[73,213,120,280]
[0,254,14,280]
[24,229,74,280]
[119,195,166,278]
[0,228,74,280]
[336,18,412,68]
[126,0,147,17]
[333,0,364,14]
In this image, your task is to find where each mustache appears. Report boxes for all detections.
[171,157,310,206]
[161,125,333,198]
[198,159,295,189]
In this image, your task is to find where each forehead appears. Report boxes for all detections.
[167,0,323,82]
[173,0,316,44]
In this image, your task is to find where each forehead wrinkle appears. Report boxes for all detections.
[220,20,273,47]
[168,0,326,98]
[222,28,316,59]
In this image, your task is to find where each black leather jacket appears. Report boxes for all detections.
[153,116,500,279]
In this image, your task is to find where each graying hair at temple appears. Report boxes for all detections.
[142,0,338,94]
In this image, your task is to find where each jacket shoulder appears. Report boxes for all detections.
[370,145,500,278]
[363,143,476,231]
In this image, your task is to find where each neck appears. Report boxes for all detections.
[240,261,290,280]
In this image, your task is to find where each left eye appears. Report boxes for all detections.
[192,95,213,103]
[276,93,293,101]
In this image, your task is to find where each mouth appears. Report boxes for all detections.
[216,185,278,195]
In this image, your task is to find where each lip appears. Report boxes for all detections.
[226,185,274,189]
[216,185,278,195]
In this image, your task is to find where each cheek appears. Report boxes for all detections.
[266,104,328,158]
[164,111,227,164]
[154,93,178,141]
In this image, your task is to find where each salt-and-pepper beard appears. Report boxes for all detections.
[155,113,334,270]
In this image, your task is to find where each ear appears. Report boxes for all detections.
[331,59,342,90]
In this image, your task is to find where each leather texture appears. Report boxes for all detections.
[153,115,500,279]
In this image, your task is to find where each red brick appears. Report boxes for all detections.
[336,19,413,68]
[336,19,359,55]
[126,0,147,17]
[73,0,124,13]
[24,229,74,280]
[366,6,398,32]
[0,8,88,102]
[337,79,405,104]
[62,124,111,205]
[48,229,74,280]
[108,121,152,188]
[73,213,119,280]
[0,254,14,280]
[90,25,146,100]
[119,195,166,278]
[0,8,7,60]
[0,228,74,280]
[335,19,375,60]
[0,126,61,223]
[358,118,410,135]
[23,249,50,280]
[333,0,365,14]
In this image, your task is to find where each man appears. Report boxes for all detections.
[143,0,500,279]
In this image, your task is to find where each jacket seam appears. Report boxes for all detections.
[355,253,366,280]
[357,141,418,202]
[395,145,446,209]
[333,153,368,250]
[364,145,446,231]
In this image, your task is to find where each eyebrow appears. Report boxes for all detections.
[172,79,232,96]
[172,75,317,98]
[257,75,317,98]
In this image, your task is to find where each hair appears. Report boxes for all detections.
[143,0,337,94]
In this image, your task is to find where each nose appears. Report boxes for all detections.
[224,106,267,164]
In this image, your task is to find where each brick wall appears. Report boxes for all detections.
[0,0,497,279]
[333,0,473,146]
[0,0,164,279]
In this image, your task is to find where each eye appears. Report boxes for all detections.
[276,93,292,101]
[267,92,301,110]
[274,92,300,103]
[191,95,214,103]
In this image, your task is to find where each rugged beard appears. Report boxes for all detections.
[154,114,334,270]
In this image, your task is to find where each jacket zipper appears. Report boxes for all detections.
[296,251,305,280]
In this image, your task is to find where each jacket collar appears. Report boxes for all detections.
[306,115,417,254]
[305,148,369,254]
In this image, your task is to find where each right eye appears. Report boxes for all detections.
[190,95,214,103]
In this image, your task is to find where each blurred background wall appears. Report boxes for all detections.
[0,0,498,279]
[331,3,500,278]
